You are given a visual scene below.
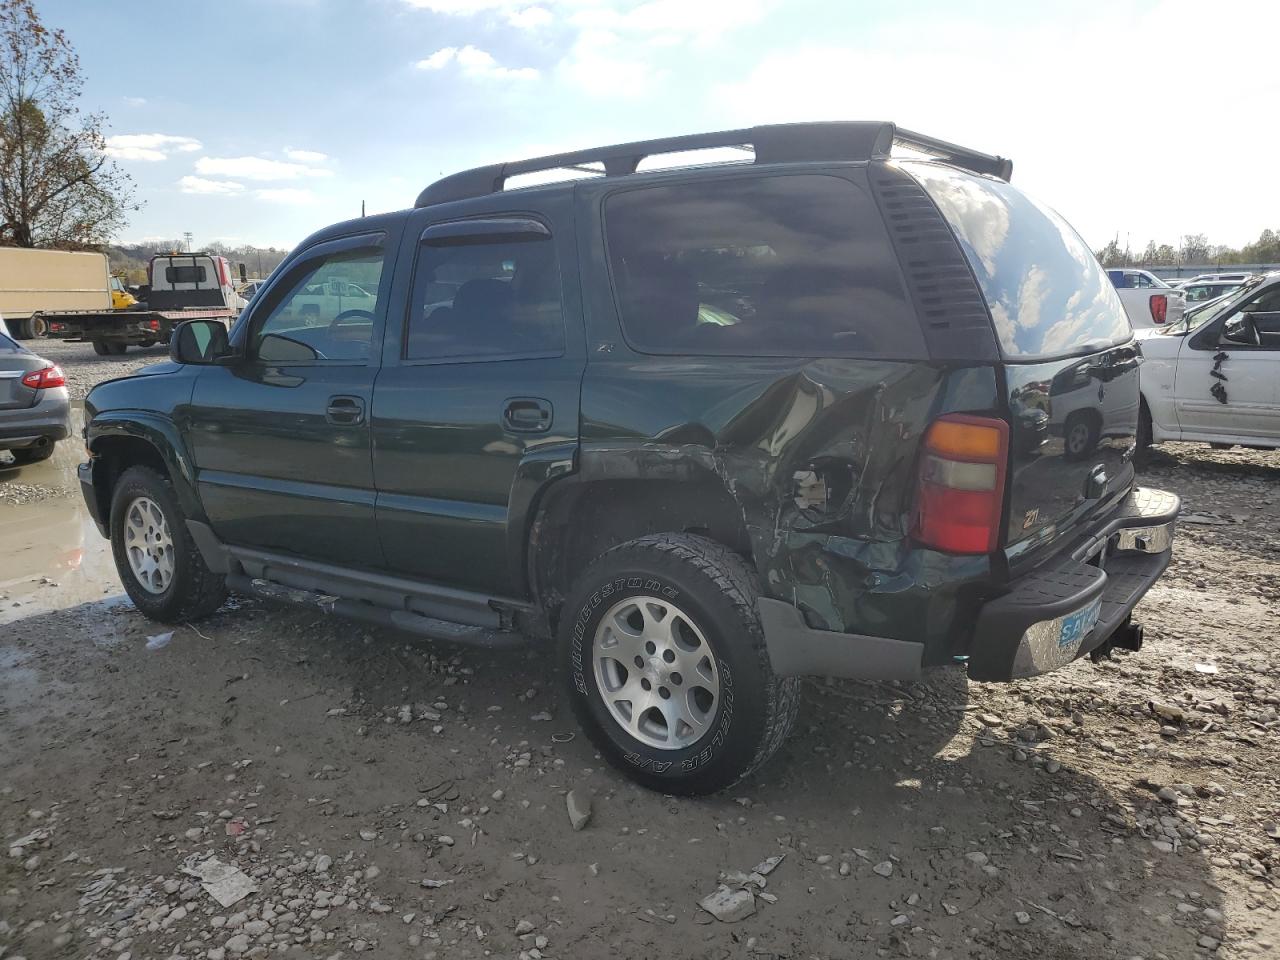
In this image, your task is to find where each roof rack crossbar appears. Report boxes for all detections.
[414,121,1010,208]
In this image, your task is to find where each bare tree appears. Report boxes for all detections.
[0,0,136,247]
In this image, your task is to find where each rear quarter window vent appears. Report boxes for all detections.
[869,165,998,361]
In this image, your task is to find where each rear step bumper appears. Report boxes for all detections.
[966,486,1179,680]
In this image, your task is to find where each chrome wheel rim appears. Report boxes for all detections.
[124,496,175,594]
[592,595,720,751]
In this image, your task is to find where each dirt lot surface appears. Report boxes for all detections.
[1,348,1277,960]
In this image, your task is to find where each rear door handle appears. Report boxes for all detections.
[326,395,365,425]
[503,397,552,433]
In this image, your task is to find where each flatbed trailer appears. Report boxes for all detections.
[40,307,237,355]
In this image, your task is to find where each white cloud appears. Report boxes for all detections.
[179,176,244,196]
[105,133,202,162]
[284,148,329,163]
[507,5,551,28]
[416,47,457,70]
[255,188,316,204]
[121,96,147,107]
[195,156,332,181]
[555,28,656,96]
[415,45,538,80]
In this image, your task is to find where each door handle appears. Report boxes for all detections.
[503,397,552,433]
[326,395,365,425]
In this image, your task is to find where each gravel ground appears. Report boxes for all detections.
[30,338,169,401]
[1,353,1278,960]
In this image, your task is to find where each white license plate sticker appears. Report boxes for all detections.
[1058,598,1102,650]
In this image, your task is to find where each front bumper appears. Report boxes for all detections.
[966,487,1179,680]
[79,459,109,538]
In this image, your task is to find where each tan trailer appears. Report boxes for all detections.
[0,248,113,339]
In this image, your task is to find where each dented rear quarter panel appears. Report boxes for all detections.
[576,357,1001,665]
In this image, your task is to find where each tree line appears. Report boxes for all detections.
[1095,229,1280,269]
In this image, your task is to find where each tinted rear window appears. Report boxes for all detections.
[603,173,924,358]
[164,265,208,284]
[907,162,1130,359]
[0,331,21,353]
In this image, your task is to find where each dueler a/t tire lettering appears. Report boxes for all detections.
[559,533,799,795]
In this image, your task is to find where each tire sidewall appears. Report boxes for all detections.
[110,467,192,621]
[561,554,770,793]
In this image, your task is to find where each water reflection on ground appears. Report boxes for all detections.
[0,404,122,625]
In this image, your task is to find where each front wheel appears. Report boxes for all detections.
[559,534,799,795]
[109,465,227,621]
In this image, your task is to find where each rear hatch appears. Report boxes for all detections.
[905,162,1138,566]
[0,334,41,411]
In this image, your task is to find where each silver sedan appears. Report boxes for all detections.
[0,328,71,465]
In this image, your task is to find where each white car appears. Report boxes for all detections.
[1106,268,1185,330]
[1137,273,1280,451]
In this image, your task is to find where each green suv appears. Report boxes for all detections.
[79,122,1179,795]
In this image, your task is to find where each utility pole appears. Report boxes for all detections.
[183,231,193,253]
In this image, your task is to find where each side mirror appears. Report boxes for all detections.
[1220,317,1257,346]
[170,319,232,364]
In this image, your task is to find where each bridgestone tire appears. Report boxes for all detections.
[109,465,226,622]
[559,533,799,795]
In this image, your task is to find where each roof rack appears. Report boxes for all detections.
[414,121,1012,208]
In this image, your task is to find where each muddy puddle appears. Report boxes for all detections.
[0,404,123,624]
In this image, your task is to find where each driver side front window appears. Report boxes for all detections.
[1220,288,1280,348]
[251,249,385,363]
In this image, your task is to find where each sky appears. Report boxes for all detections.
[43,0,1280,254]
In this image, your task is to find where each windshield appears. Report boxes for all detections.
[1171,275,1268,334]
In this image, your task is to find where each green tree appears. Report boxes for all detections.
[0,0,136,247]
[1179,233,1211,263]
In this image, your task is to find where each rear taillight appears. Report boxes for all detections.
[21,365,66,389]
[912,414,1009,554]
[1149,294,1168,324]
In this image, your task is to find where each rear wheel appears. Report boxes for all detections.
[559,533,799,795]
[9,441,55,465]
[92,340,128,356]
[109,465,226,621]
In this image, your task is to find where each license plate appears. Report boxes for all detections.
[1058,598,1102,650]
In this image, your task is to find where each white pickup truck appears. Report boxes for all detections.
[1107,268,1185,330]
[1136,273,1280,451]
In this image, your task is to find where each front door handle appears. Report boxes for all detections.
[326,395,365,425]
[503,397,552,433]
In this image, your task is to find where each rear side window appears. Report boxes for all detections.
[405,235,565,361]
[603,174,924,358]
[0,331,22,353]
[907,162,1130,359]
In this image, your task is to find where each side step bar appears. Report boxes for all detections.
[226,574,527,650]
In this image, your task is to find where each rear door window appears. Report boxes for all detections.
[906,162,1130,359]
[603,174,923,358]
[404,231,565,362]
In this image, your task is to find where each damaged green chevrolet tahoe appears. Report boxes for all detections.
[79,122,1179,794]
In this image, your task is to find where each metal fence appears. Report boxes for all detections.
[1145,263,1279,280]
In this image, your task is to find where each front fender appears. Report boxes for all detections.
[88,411,207,523]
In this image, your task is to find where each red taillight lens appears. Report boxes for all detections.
[912,414,1009,554]
[1149,294,1168,324]
[147,318,161,332]
[20,365,66,389]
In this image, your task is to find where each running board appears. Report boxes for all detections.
[226,574,527,650]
